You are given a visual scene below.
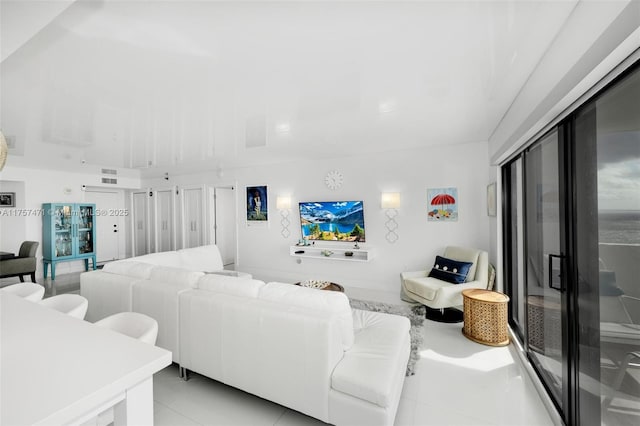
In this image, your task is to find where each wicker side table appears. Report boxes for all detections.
[462,289,510,346]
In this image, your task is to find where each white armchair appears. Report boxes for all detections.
[401,246,490,322]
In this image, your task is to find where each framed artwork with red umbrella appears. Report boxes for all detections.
[427,187,458,221]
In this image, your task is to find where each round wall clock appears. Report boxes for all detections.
[324,170,343,190]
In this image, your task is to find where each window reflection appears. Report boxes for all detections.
[597,68,640,425]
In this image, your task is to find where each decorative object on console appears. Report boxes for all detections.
[299,200,365,242]
[349,298,425,376]
[427,187,458,221]
[381,192,400,243]
[276,195,291,238]
[246,185,268,223]
[289,245,373,262]
[299,279,331,289]
[0,192,15,207]
[295,281,344,292]
[324,170,343,190]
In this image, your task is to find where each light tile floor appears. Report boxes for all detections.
[5,273,555,426]
[152,319,554,426]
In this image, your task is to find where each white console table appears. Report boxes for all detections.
[289,244,373,262]
[1,292,171,425]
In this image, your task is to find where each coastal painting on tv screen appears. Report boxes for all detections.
[299,201,365,242]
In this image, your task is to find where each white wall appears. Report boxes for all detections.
[144,141,493,294]
[0,180,26,252]
[0,165,139,280]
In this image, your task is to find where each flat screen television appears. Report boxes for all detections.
[298,201,365,242]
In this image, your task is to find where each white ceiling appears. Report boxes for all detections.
[0,0,579,177]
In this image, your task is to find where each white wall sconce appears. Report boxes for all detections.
[276,196,292,238]
[0,130,8,171]
[381,192,400,243]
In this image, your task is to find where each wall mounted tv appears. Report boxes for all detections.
[298,201,365,242]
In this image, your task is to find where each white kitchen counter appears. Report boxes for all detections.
[1,292,172,425]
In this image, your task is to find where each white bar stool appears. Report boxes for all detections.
[39,294,89,320]
[1,283,45,301]
[94,312,159,345]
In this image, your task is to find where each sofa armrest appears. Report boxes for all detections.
[400,270,428,280]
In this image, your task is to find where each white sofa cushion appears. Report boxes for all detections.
[260,282,354,350]
[331,309,410,408]
[130,251,183,268]
[149,266,204,287]
[402,276,450,301]
[178,245,224,272]
[197,274,264,298]
[101,260,155,279]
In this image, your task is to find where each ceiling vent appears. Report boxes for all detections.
[101,177,117,185]
[101,168,117,175]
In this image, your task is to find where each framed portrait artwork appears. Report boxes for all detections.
[246,185,268,225]
[0,192,15,207]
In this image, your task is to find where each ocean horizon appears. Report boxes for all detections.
[599,210,640,245]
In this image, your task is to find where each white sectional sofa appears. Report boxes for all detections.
[80,246,411,425]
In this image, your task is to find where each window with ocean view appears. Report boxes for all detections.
[502,61,639,425]
[593,65,640,424]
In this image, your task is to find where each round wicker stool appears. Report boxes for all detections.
[462,289,510,346]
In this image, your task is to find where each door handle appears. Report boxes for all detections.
[548,253,564,291]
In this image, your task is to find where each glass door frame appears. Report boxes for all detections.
[502,59,640,426]
[521,126,574,424]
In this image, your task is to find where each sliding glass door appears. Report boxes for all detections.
[573,65,640,426]
[503,61,639,425]
[523,129,568,417]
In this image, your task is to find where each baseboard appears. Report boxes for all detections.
[508,328,564,426]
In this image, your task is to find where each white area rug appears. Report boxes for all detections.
[349,298,425,376]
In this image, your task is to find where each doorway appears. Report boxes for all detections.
[83,189,124,262]
[211,186,237,267]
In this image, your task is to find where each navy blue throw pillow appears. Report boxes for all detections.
[428,255,473,284]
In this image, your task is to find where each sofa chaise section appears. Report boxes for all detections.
[329,309,411,425]
[179,281,410,425]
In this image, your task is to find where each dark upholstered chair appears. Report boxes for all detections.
[0,241,39,283]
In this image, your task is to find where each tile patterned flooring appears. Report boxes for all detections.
[3,274,555,425]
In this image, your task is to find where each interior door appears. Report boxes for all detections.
[155,188,174,252]
[132,191,150,256]
[214,186,237,267]
[524,129,569,419]
[84,190,122,262]
[182,187,204,249]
